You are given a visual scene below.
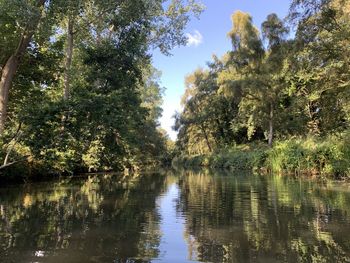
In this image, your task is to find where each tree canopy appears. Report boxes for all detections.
[0,0,204,174]
[175,0,350,154]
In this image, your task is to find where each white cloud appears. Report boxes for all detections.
[186,30,203,47]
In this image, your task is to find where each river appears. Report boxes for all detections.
[0,169,350,262]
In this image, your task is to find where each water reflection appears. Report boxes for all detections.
[0,174,167,262]
[176,170,350,263]
[0,170,350,262]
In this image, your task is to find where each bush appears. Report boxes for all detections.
[173,132,350,179]
[173,145,267,171]
[266,134,350,178]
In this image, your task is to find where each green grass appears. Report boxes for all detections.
[267,133,350,178]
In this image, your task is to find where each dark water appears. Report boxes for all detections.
[1,170,350,263]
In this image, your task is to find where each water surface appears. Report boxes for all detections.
[1,170,350,262]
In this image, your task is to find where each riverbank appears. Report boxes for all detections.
[172,133,350,179]
[0,158,166,185]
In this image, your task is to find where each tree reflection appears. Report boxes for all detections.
[0,173,167,262]
[176,170,350,263]
[1,170,350,263]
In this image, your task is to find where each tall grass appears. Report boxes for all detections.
[268,133,350,178]
[173,132,350,179]
[172,144,267,171]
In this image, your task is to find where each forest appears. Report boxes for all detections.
[174,0,350,178]
[0,0,349,180]
[1,1,350,262]
[0,0,202,179]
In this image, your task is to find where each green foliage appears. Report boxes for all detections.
[174,133,350,179]
[175,1,350,179]
[0,0,204,177]
[173,144,267,171]
[268,133,350,178]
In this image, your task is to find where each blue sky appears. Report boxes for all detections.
[153,1,291,140]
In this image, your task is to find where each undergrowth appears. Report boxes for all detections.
[172,132,350,179]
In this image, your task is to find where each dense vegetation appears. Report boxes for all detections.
[0,0,203,178]
[174,0,350,178]
[1,0,349,179]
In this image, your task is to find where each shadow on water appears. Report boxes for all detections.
[0,169,350,262]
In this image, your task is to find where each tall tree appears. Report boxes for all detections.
[0,0,47,132]
[0,0,204,173]
[289,0,350,135]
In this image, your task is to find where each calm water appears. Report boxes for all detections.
[1,170,350,263]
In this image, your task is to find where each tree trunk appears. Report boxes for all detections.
[3,122,22,166]
[268,103,274,147]
[0,0,47,133]
[0,55,19,133]
[64,16,74,100]
[200,124,212,152]
[0,156,29,171]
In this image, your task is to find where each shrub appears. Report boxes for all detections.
[172,132,350,179]
[267,134,350,178]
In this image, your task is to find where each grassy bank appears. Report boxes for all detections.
[172,133,350,179]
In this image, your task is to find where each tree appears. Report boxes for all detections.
[227,12,290,146]
[289,0,350,135]
[0,0,205,174]
[0,0,47,132]
[175,59,240,154]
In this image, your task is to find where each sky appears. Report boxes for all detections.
[153,1,292,140]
